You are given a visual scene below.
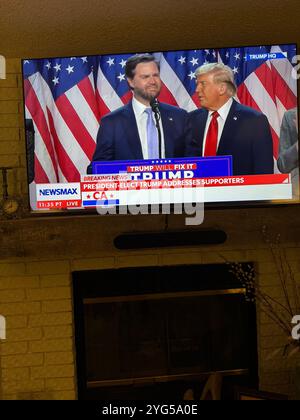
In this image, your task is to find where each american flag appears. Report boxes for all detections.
[23,44,297,184]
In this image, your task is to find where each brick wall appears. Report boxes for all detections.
[0,58,27,201]
[0,258,74,400]
[0,59,300,400]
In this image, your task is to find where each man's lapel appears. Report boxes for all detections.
[160,107,176,157]
[217,100,239,154]
[198,110,209,154]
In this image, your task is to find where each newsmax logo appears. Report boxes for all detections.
[37,183,81,201]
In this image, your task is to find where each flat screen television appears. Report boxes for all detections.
[22,43,299,217]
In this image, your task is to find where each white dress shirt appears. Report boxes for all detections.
[132,96,165,159]
[202,97,233,155]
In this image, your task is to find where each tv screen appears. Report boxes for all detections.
[22,44,299,216]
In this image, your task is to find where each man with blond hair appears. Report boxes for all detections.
[189,63,274,175]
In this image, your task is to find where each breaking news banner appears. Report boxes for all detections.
[35,157,292,211]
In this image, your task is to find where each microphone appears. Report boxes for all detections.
[150,98,160,114]
[150,98,162,158]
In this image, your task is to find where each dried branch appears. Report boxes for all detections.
[221,226,300,356]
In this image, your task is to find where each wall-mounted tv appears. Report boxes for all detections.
[22,43,299,216]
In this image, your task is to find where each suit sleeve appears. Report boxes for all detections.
[277,112,299,173]
[87,118,115,173]
[252,114,274,174]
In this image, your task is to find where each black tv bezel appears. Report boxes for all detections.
[21,42,300,217]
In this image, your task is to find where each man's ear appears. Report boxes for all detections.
[219,82,227,95]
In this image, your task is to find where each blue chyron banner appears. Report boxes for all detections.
[92,156,233,178]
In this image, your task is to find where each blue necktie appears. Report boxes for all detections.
[145,108,159,159]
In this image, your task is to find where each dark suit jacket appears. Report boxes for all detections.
[189,100,274,175]
[87,101,193,172]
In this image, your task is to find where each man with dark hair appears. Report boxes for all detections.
[88,53,193,170]
[189,63,274,176]
[124,53,160,79]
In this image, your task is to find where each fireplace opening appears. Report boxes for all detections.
[73,264,258,400]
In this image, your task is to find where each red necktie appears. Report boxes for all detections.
[204,111,219,156]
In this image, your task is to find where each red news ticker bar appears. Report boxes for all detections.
[80,174,290,192]
[240,174,290,185]
[126,163,197,172]
[37,200,82,209]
